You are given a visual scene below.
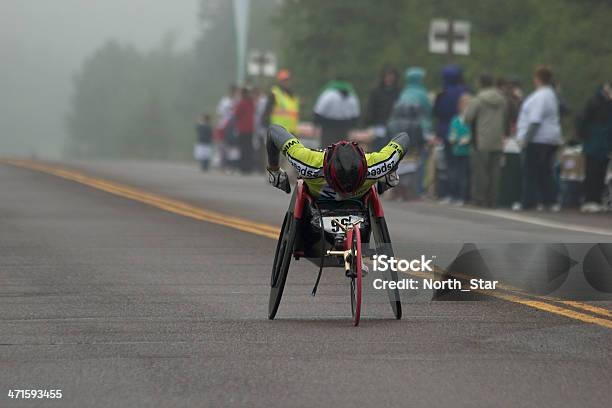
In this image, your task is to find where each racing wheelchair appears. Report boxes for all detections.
[268,180,402,326]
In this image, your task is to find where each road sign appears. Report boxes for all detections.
[247,50,277,77]
[429,19,471,56]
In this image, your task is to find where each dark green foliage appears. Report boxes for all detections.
[278,0,612,119]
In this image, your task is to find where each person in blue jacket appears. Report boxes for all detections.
[433,65,469,200]
[434,65,469,143]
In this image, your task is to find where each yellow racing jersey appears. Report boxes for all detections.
[280,135,406,200]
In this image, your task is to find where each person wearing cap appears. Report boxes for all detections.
[262,69,300,135]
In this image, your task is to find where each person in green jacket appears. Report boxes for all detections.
[397,67,433,195]
[448,94,472,204]
[398,67,432,134]
[464,74,510,207]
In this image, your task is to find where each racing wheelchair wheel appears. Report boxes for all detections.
[268,210,297,319]
[371,213,402,320]
[347,227,363,326]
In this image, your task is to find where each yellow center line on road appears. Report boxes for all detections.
[558,301,612,318]
[409,270,612,329]
[490,292,612,329]
[2,158,611,329]
[1,158,280,240]
[435,268,612,320]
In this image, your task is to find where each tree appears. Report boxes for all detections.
[65,37,193,158]
[277,0,612,120]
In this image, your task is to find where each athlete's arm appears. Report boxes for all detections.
[365,132,409,179]
[266,124,293,170]
[265,125,293,193]
[389,132,410,152]
[266,125,324,178]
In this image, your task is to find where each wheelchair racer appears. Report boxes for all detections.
[266,124,410,199]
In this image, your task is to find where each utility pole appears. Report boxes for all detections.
[232,0,251,85]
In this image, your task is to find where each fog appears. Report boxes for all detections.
[0,0,199,158]
[3,1,608,161]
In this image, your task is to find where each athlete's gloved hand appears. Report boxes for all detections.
[377,171,399,194]
[267,167,291,194]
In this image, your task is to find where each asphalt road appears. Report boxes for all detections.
[1,159,611,408]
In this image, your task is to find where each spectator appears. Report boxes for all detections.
[398,67,433,195]
[313,78,361,147]
[433,65,469,200]
[433,65,468,141]
[387,99,426,152]
[448,94,472,205]
[516,65,563,211]
[464,74,510,207]
[216,84,238,135]
[262,69,299,135]
[215,84,239,169]
[252,87,268,172]
[194,113,213,171]
[498,76,524,209]
[399,67,433,133]
[553,81,572,119]
[234,86,256,174]
[576,82,612,212]
[497,76,522,136]
[386,94,426,201]
[363,65,400,150]
[252,87,264,136]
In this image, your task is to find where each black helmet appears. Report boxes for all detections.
[323,141,368,194]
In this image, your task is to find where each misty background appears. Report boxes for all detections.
[0,0,201,158]
[0,0,279,159]
[1,0,610,160]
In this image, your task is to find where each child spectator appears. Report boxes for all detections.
[448,94,472,204]
[194,113,213,171]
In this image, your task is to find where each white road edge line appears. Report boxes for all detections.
[454,206,612,237]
